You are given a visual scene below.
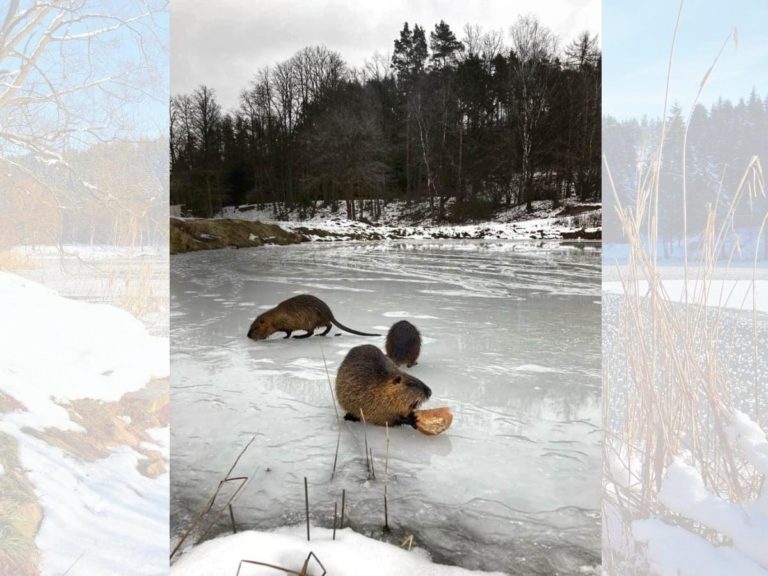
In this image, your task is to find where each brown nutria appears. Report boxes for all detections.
[335,344,431,427]
[247,294,380,340]
[385,320,421,367]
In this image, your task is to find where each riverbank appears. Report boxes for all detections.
[171,199,602,254]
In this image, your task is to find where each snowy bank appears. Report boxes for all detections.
[627,410,768,575]
[172,526,509,576]
[602,278,768,314]
[0,272,170,574]
[0,272,168,431]
[167,199,601,252]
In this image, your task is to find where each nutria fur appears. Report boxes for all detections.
[335,344,431,427]
[247,294,380,340]
[385,320,421,367]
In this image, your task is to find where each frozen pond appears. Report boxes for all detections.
[170,241,601,574]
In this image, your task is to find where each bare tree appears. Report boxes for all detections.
[508,15,559,211]
[0,0,167,247]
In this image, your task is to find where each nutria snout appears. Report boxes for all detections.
[335,344,431,427]
[247,294,379,340]
[385,320,421,367]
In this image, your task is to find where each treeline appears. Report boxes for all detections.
[2,139,167,248]
[170,17,601,219]
[603,91,768,247]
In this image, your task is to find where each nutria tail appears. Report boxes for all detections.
[331,317,380,337]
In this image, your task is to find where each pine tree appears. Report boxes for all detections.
[429,20,464,69]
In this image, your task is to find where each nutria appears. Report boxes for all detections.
[385,320,421,367]
[335,344,432,427]
[247,294,380,340]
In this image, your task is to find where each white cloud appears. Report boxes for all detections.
[171,0,600,110]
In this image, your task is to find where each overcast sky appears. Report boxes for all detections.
[172,0,600,111]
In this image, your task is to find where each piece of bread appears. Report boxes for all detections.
[414,407,453,435]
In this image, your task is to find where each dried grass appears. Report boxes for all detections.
[602,3,767,569]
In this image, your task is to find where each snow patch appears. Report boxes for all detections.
[602,279,768,314]
[172,526,507,576]
[514,364,564,374]
[0,272,168,431]
[632,519,768,576]
[382,311,439,319]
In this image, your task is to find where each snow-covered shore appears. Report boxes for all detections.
[0,271,170,574]
[215,199,601,242]
[172,525,512,576]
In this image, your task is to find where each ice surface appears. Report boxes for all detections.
[170,241,601,574]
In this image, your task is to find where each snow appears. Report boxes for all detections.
[0,426,169,576]
[0,272,168,431]
[728,410,768,474]
[658,459,768,568]
[632,519,768,576]
[602,278,768,314]
[12,243,164,259]
[171,240,601,574]
[619,411,768,575]
[172,526,508,576]
[215,199,601,242]
[0,271,169,574]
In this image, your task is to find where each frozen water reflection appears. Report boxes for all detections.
[171,241,601,574]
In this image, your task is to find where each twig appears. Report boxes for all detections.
[170,435,256,559]
[304,476,310,542]
[320,344,340,421]
[401,534,414,551]
[62,551,85,575]
[322,343,343,481]
[237,552,327,576]
[331,426,341,481]
[360,408,371,477]
[229,504,237,534]
[340,488,346,529]
[369,447,376,480]
[332,501,338,540]
[384,422,391,532]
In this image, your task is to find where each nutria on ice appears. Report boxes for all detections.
[335,344,432,427]
[247,294,380,340]
[385,320,421,367]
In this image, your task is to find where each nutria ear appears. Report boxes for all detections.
[393,375,402,384]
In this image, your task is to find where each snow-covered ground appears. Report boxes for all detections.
[217,199,601,241]
[0,267,169,574]
[170,240,602,574]
[603,278,768,314]
[629,410,768,576]
[602,270,768,575]
[172,525,511,576]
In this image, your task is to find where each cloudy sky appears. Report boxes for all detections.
[172,0,600,111]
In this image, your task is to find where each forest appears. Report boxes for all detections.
[170,17,601,220]
[603,91,768,247]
